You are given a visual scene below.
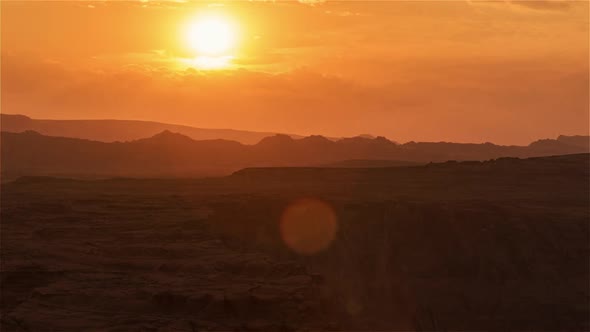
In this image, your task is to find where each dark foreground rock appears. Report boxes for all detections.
[1,154,588,330]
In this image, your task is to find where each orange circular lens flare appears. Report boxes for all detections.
[280,198,338,255]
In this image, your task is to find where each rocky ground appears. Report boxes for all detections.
[2,154,589,331]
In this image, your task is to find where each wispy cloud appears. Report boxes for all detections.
[469,0,573,11]
[510,0,571,11]
[298,0,326,5]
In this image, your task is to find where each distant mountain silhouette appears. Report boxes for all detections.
[318,159,423,168]
[556,135,589,150]
[1,114,304,145]
[2,130,588,179]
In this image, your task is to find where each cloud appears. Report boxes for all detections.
[469,0,573,11]
[298,0,326,5]
[2,53,588,144]
[510,0,571,11]
[324,9,361,17]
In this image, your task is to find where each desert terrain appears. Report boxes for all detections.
[1,153,588,331]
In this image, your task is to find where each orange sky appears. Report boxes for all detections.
[2,0,589,144]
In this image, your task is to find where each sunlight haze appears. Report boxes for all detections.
[2,0,588,144]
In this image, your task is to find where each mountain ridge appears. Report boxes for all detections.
[1,114,307,145]
[2,130,588,179]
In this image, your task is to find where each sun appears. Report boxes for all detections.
[186,16,237,56]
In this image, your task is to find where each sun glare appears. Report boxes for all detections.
[186,16,236,56]
[191,55,234,70]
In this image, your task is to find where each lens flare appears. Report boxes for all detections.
[280,198,338,255]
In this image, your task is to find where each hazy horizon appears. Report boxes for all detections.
[4,112,589,146]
